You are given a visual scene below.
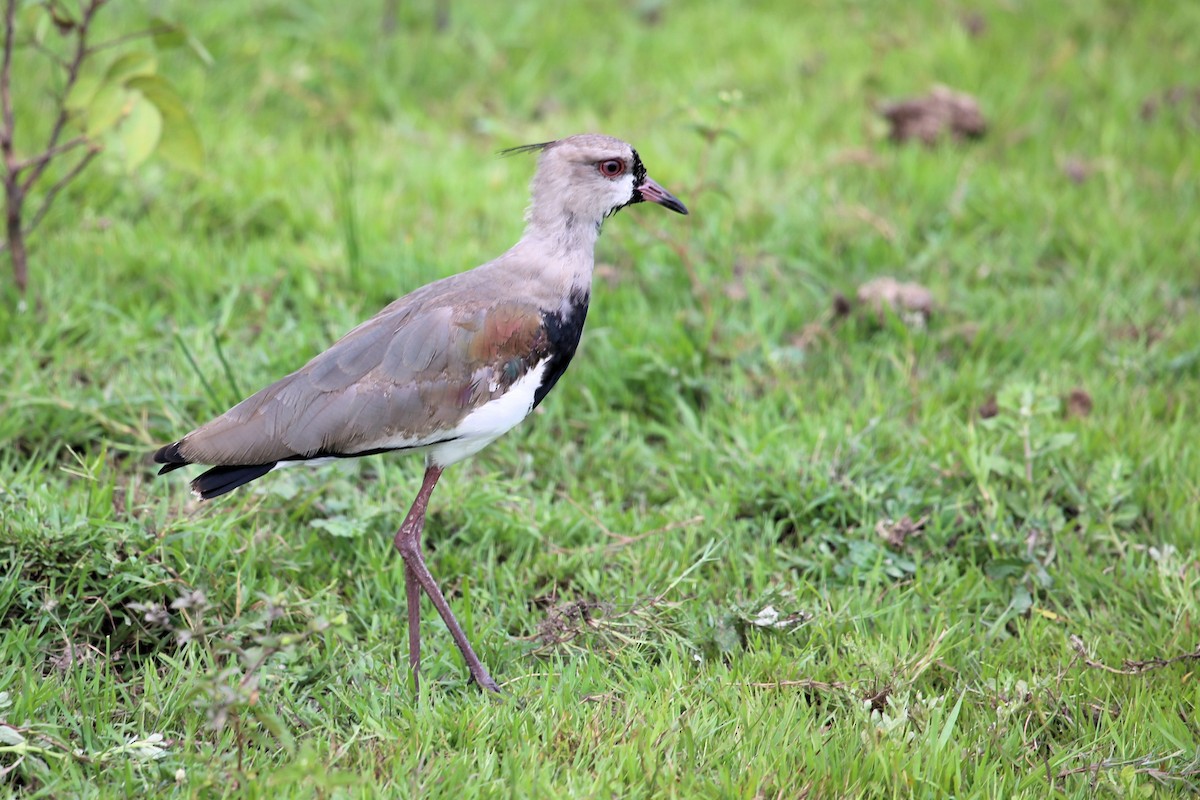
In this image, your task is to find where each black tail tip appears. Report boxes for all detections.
[191,463,276,500]
[154,441,190,475]
[155,441,276,500]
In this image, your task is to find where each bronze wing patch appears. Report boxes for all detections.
[176,300,549,465]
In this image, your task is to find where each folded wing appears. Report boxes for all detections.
[155,296,550,493]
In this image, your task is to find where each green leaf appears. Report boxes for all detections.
[1164,348,1200,374]
[1009,584,1033,615]
[1039,432,1076,454]
[150,16,215,66]
[252,705,295,752]
[149,15,186,48]
[983,453,1018,478]
[1112,503,1140,528]
[65,70,104,112]
[127,76,204,173]
[935,690,966,754]
[85,82,129,136]
[310,518,362,538]
[120,95,163,171]
[0,725,26,746]
[18,3,51,46]
[47,1,78,32]
[712,615,741,654]
[126,76,188,131]
[155,113,204,174]
[105,52,158,85]
[984,558,1028,580]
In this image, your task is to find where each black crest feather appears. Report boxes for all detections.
[499,141,553,157]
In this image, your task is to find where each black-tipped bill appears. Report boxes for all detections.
[637,177,688,215]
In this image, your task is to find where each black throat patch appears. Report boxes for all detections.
[609,148,648,218]
[631,148,647,189]
[533,287,591,408]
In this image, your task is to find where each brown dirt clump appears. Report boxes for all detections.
[1141,85,1200,125]
[876,515,928,549]
[856,276,934,322]
[1065,388,1093,418]
[880,85,987,145]
[978,395,1000,419]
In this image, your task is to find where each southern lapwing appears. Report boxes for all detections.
[154,134,687,693]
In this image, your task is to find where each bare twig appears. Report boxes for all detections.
[1,0,22,286]
[1055,750,1199,785]
[19,0,105,192]
[15,134,88,178]
[600,515,705,554]
[88,25,175,53]
[0,0,15,160]
[1,0,106,292]
[23,144,100,236]
[1070,634,1200,675]
[748,678,851,692]
[548,494,705,555]
[0,753,25,778]
[26,37,69,69]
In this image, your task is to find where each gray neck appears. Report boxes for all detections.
[515,211,603,291]
[524,204,603,250]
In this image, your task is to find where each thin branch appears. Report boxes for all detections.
[748,678,851,692]
[1,0,16,164]
[0,721,94,765]
[16,134,87,179]
[1056,750,1199,785]
[22,145,100,236]
[21,0,106,191]
[26,38,70,69]
[1070,634,1200,675]
[0,753,25,778]
[87,25,174,53]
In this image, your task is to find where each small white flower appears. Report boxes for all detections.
[752,606,780,628]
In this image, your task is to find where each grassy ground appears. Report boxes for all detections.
[3,0,1200,796]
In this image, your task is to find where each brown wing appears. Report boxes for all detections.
[170,298,549,466]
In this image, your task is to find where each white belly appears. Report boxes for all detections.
[266,358,549,474]
[427,357,550,467]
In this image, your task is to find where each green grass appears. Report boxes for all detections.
[3,0,1200,796]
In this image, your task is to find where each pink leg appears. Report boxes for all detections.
[404,564,421,693]
[394,465,501,693]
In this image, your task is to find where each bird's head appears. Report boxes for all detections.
[510,134,688,234]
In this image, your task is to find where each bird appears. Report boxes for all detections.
[154,134,688,693]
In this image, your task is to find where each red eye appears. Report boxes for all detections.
[598,159,625,178]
